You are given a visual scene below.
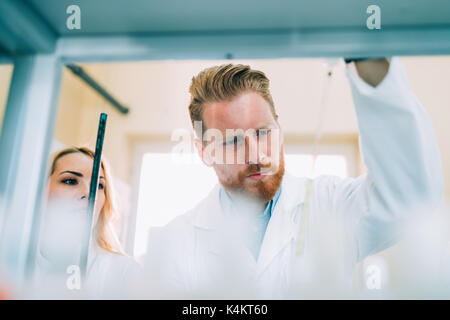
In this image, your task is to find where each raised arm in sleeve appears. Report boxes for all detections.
[326,57,444,262]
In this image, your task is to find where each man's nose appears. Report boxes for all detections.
[246,134,257,164]
[246,134,269,165]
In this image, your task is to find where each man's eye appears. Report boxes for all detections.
[61,178,77,185]
[224,136,237,146]
[223,136,244,147]
[98,183,104,190]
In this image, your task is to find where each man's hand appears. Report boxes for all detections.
[353,58,390,87]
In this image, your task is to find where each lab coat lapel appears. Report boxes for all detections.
[190,173,308,275]
[256,173,308,276]
[191,184,227,257]
[192,184,223,230]
[192,185,255,275]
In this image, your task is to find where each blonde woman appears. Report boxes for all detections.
[35,147,140,298]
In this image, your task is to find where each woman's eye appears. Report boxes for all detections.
[61,178,77,185]
[98,183,104,190]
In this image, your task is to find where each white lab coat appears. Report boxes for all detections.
[83,244,141,298]
[34,239,140,299]
[32,199,141,298]
[144,57,443,299]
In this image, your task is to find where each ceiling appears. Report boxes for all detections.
[26,0,450,35]
[0,0,449,58]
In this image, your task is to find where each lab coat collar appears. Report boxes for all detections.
[191,183,223,230]
[191,172,308,275]
[256,173,308,275]
[192,172,306,230]
[35,236,99,276]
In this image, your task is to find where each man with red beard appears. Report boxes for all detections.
[143,59,443,299]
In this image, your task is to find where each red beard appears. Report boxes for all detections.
[225,147,285,203]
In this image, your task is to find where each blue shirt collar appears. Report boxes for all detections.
[263,185,282,218]
[219,184,282,217]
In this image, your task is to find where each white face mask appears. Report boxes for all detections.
[38,198,89,271]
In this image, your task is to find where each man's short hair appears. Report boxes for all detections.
[188,64,278,138]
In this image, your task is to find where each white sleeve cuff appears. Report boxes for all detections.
[344,57,400,97]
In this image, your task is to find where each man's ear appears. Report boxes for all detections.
[194,138,212,167]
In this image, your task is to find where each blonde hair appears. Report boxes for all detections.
[49,147,125,255]
[188,64,278,137]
